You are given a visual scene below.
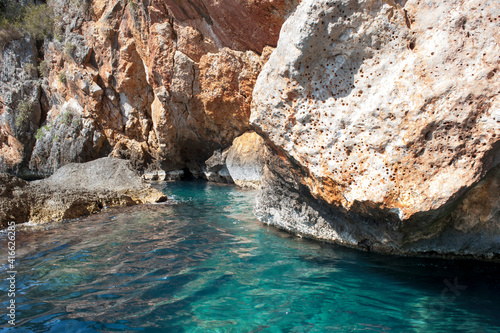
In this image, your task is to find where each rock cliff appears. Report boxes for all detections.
[251,0,500,258]
[0,0,297,175]
[0,35,41,175]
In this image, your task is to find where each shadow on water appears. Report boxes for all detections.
[277,234,500,332]
[0,181,499,332]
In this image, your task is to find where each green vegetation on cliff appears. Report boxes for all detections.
[0,0,54,43]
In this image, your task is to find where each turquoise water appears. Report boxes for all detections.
[1,181,500,332]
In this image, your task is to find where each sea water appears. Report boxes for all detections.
[1,181,499,332]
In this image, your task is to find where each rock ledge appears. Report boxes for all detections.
[0,157,167,228]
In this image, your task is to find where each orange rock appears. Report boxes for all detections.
[162,0,298,52]
[6,0,297,174]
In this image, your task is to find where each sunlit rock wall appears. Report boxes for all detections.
[251,0,500,258]
[0,0,298,175]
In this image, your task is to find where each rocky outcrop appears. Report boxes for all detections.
[251,0,500,258]
[0,157,166,228]
[2,0,497,260]
[0,0,298,176]
[204,148,232,183]
[226,131,267,188]
[203,131,267,188]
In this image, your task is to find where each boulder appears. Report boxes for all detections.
[226,132,267,189]
[204,149,233,183]
[203,131,267,188]
[251,0,500,258]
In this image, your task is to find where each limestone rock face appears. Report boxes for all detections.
[29,98,104,177]
[251,0,500,258]
[0,157,167,228]
[163,0,299,53]
[0,0,297,176]
[0,36,41,173]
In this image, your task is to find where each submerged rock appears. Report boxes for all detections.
[0,157,166,228]
[251,0,500,258]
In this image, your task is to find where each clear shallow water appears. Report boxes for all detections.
[0,181,499,332]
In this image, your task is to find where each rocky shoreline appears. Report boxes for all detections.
[0,0,498,261]
[249,0,500,261]
[0,130,268,228]
[0,157,166,228]
[255,154,500,261]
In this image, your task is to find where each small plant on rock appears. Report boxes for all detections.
[35,127,43,140]
[38,60,49,77]
[70,0,83,7]
[53,22,63,42]
[16,101,32,128]
[72,117,82,128]
[65,42,76,58]
[35,124,51,140]
[58,72,67,84]
[23,62,36,76]
[62,111,73,126]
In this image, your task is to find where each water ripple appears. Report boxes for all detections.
[0,181,499,332]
